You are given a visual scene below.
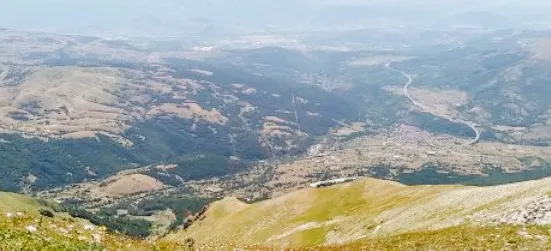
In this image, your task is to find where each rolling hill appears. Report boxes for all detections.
[0,29,359,192]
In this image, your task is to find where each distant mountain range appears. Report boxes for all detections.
[1,0,549,37]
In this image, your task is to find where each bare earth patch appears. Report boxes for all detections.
[102,174,165,196]
[39,168,167,202]
[331,122,365,137]
[148,103,228,125]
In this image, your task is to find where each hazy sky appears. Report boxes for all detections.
[1,0,550,36]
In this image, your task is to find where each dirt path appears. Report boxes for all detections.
[386,63,480,145]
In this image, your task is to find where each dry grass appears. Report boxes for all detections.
[259,116,307,152]
[148,103,228,125]
[39,170,167,203]
[0,192,41,212]
[102,174,165,196]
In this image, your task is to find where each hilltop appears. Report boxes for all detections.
[166,177,551,249]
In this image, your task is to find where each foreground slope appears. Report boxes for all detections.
[0,192,41,212]
[168,177,551,248]
[0,193,182,250]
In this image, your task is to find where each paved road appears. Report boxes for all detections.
[386,63,480,145]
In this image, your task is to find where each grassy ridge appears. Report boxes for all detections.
[166,179,454,247]
[168,177,551,248]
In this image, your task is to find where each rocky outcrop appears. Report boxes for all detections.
[483,197,551,225]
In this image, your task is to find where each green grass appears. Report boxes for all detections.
[0,192,41,213]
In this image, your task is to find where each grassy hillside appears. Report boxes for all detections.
[0,192,41,212]
[4,179,551,250]
[0,192,184,250]
[166,177,551,249]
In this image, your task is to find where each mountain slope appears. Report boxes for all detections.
[167,177,551,248]
[4,179,551,250]
[0,192,41,212]
[0,30,359,192]
[0,192,183,250]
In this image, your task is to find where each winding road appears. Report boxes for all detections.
[386,63,480,146]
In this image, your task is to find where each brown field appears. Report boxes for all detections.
[102,174,165,196]
[40,170,167,204]
[148,103,228,125]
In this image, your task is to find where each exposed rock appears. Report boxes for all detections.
[483,197,551,225]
